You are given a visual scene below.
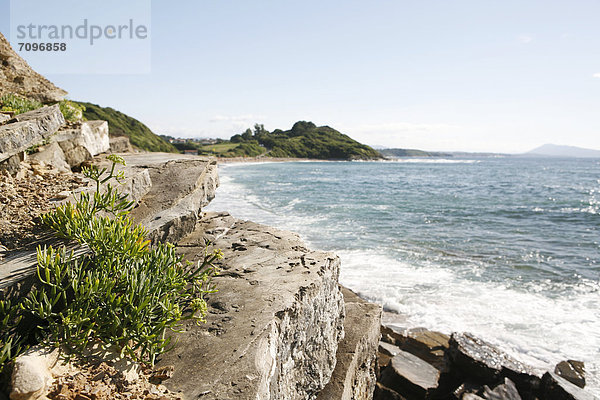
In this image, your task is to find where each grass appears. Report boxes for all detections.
[0,156,220,386]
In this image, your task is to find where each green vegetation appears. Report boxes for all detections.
[0,94,42,115]
[75,101,178,153]
[0,94,83,123]
[379,148,453,158]
[0,156,220,381]
[58,100,86,122]
[184,121,381,160]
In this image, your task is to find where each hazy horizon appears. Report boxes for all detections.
[1,0,599,153]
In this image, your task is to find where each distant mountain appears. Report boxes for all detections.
[525,144,600,158]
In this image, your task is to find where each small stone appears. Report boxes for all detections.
[555,360,585,388]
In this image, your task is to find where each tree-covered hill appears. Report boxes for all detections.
[213,121,381,160]
[75,101,178,153]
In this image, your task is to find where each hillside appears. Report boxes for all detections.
[380,148,452,158]
[525,143,600,158]
[189,121,381,160]
[75,101,177,153]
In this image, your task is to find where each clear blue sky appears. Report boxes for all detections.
[1,0,599,153]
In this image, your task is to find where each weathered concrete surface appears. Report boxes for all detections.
[0,33,67,103]
[125,154,219,244]
[0,105,65,162]
[156,212,345,400]
[316,287,381,400]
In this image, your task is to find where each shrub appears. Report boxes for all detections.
[0,155,220,381]
[0,94,42,115]
[58,100,85,122]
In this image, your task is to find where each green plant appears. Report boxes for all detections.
[0,94,42,115]
[0,155,220,377]
[58,100,85,122]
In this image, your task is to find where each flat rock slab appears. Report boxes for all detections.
[382,325,449,371]
[316,287,382,400]
[157,212,345,400]
[123,153,218,244]
[0,105,65,162]
[379,349,440,399]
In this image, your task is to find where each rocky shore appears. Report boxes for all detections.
[0,30,597,400]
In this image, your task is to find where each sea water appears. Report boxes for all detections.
[205,157,600,393]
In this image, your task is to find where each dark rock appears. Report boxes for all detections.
[453,382,484,400]
[382,325,449,371]
[482,378,521,400]
[373,382,407,400]
[447,333,540,395]
[541,372,595,400]
[555,360,585,388]
[379,349,440,399]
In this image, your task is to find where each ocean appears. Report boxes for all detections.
[204,157,600,394]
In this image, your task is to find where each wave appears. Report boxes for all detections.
[338,249,600,393]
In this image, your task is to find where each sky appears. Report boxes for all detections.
[1,0,599,153]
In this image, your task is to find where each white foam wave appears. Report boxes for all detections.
[338,249,600,394]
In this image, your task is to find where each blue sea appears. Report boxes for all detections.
[205,157,600,393]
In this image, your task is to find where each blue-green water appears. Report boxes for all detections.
[206,157,600,392]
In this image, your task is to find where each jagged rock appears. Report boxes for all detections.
[109,136,133,153]
[156,212,345,400]
[541,372,595,400]
[382,325,449,371]
[379,349,440,399]
[555,360,585,388]
[54,121,109,167]
[0,105,65,163]
[10,347,59,400]
[0,33,67,103]
[316,287,382,400]
[447,333,540,394]
[28,141,70,172]
[482,378,521,400]
[0,113,10,124]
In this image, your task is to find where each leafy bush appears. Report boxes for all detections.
[0,155,220,379]
[0,94,42,115]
